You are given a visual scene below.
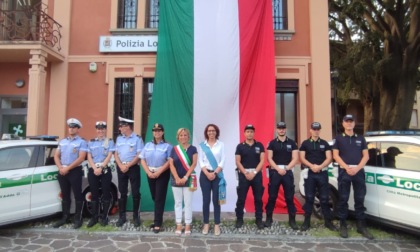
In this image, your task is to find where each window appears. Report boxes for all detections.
[378,142,420,172]
[0,146,34,170]
[43,146,57,166]
[272,0,288,30]
[146,0,159,28]
[141,78,154,139]
[117,0,138,28]
[366,142,381,167]
[113,78,135,139]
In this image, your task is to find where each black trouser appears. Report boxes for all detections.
[58,166,83,203]
[265,169,296,215]
[337,168,367,221]
[147,169,170,227]
[303,170,332,219]
[88,167,112,202]
[235,171,264,220]
[117,164,141,202]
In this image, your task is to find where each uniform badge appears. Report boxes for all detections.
[255,147,260,154]
[130,146,133,152]
[73,147,77,153]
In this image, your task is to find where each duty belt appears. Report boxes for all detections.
[148,166,159,173]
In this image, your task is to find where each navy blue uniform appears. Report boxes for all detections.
[332,133,368,220]
[266,137,297,215]
[300,138,332,218]
[235,140,265,220]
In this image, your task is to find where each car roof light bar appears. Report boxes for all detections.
[365,130,420,136]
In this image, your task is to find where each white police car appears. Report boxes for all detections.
[299,131,420,235]
[0,135,119,226]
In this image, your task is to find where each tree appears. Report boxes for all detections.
[329,0,420,131]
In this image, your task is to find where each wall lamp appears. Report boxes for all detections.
[16,79,25,88]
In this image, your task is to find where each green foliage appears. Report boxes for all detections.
[329,0,420,130]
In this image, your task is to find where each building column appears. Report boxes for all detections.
[26,49,48,136]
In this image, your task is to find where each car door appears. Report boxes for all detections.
[376,141,420,228]
[363,142,379,217]
[0,145,35,224]
[30,144,61,217]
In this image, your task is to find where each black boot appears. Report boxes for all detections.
[324,219,338,231]
[356,220,374,240]
[264,213,273,228]
[99,200,111,226]
[235,218,244,228]
[300,215,311,231]
[132,198,141,227]
[339,220,348,238]
[288,214,298,230]
[53,201,70,228]
[116,198,127,227]
[87,201,98,228]
[73,201,84,229]
[256,219,264,230]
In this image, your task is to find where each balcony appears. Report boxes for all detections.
[0,3,63,62]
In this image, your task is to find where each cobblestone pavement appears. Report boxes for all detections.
[1,228,420,252]
[1,211,419,252]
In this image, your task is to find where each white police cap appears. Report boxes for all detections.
[118,116,134,124]
[67,118,82,128]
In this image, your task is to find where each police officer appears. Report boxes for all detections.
[53,118,88,229]
[140,123,172,233]
[264,122,299,230]
[299,122,337,231]
[332,114,373,239]
[86,121,115,227]
[234,124,265,229]
[114,117,144,227]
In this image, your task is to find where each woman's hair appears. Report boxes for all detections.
[176,128,190,141]
[204,123,220,140]
[153,131,165,144]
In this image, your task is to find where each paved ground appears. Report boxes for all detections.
[1,211,419,252]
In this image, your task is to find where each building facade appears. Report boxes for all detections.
[0,0,332,143]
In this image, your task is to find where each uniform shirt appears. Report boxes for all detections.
[267,137,298,165]
[332,133,367,165]
[198,140,225,170]
[139,141,172,167]
[57,136,88,166]
[170,145,198,186]
[115,133,144,163]
[299,137,331,165]
[88,138,115,163]
[235,140,265,168]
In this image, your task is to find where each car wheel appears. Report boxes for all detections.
[312,189,338,220]
[83,187,118,217]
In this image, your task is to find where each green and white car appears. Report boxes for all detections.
[299,131,420,235]
[0,135,119,226]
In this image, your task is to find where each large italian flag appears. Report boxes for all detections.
[141,0,302,214]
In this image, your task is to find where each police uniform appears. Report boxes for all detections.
[332,114,373,239]
[139,123,172,233]
[234,125,265,229]
[265,122,298,229]
[54,118,88,229]
[333,132,367,221]
[86,121,115,227]
[115,117,144,227]
[299,122,336,231]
